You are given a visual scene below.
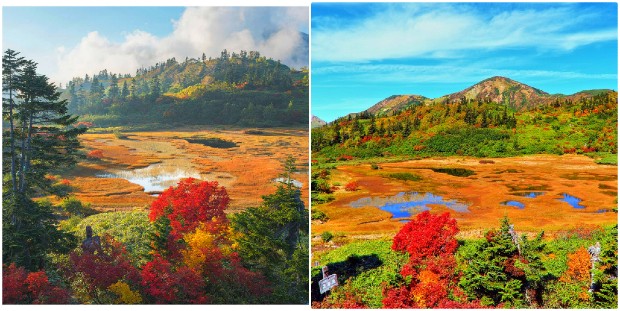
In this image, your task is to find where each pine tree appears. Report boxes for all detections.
[231,157,309,303]
[2,49,84,270]
[459,217,546,307]
[2,49,25,193]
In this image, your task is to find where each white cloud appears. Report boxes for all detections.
[312,4,617,62]
[313,63,617,86]
[53,7,308,84]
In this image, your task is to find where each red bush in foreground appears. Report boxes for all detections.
[3,263,71,304]
[141,255,208,304]
[66,235,141,293]
[383,211,468,308]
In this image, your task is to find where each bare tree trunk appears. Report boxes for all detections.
[9,86,17,192]
[21,111,35,192]
[18,99,29,193]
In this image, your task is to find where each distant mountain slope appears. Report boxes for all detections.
[311,115,327,128]
[363,95,428,117]
[357,76,615,116]
[440,76,549,110]
[61,49,309,128]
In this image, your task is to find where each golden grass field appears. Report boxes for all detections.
[64,128,308,213]
[312,155,617,239]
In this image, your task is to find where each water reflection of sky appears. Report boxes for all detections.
[349,192,470,218]
[96,164,203,192]
[513,192,545,198]
[502,200,525,209]
[558,193,586,209]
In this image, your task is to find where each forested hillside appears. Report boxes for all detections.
[63,50,308,128]
[312,77,617,163]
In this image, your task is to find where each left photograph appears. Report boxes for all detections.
[2,6,309,304]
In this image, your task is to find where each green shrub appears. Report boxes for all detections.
[312,240,407,308]
[62,211,153,265]
[113,129,128,139]
[59,196,96,217]
[312,193,335,204]
[311,209,329,222]
[386,172,422,181]
[321,231,334,242]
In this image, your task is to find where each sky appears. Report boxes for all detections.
[312,2,619,123]
[2,6,309,86]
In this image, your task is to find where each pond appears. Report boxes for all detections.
[96,163,204,193]
[558,193,586,209]
[512,192,545,198]
[349,192,470,218]
[502,200,525,209]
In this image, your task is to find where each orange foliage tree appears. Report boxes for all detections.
[561,247,591,282]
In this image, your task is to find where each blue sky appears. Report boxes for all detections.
[312,2,618,122]
[3,6,309,85]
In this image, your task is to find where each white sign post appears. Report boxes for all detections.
[319,266,338,294]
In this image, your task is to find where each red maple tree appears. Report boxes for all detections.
[149,178,229,238]
[383,211,478,308]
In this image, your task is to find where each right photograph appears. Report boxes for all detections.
[310,2,617,309]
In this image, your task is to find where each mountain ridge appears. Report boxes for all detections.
[356,76,616,118]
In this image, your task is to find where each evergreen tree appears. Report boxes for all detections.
[2,49,25,193]
[459,217,546,307]
[231,156,308,303]
[120,80,129,99]
[2,49,84,270]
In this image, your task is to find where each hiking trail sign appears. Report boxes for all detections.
[319,266,338,294]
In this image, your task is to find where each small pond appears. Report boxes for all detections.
[96,163,204,193]
[512,192,545,198]
[349,192,470,218]
[502,200,525,209]
[558,193,585,209]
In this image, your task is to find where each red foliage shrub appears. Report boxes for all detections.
[141,255,208,304]
[87,149,104,159]
[344,181,359,191]
[60,179,71,185]
[413,145,425,151]
[392,211,459,276]
[66,235,141,292]
[338,155,354,161]
[149,178,229,238]
[581,146,597,153]
[3,263,71,304]
[504,256,527,278]
[312,293,368,309]
[383,211,463,308]
[3,263,28,304]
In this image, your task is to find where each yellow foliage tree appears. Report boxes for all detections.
[108,281,142,304]
[182,224,216,272]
